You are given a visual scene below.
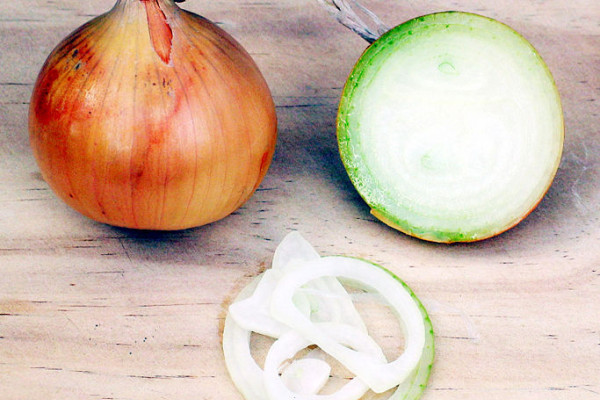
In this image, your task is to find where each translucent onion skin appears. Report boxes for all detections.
[29,0,277,230]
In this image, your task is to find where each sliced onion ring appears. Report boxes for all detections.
[269,257,425,393]
[263,323,385,400]
[223,276,267,400]
[222,232,435,400]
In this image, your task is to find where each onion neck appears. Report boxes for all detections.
[113,0,179,64]
[114,0,177,6]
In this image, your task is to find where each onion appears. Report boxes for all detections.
[29,0,277,230]
[223,232,435,400]
[321,2,564,243]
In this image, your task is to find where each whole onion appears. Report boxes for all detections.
[29,0,277,230]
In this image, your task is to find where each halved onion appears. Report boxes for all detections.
[222,232,435,400]
[337,12,564,242]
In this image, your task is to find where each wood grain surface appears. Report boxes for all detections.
[1,0,599,399]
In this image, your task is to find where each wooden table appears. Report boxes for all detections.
[1,1,598,399]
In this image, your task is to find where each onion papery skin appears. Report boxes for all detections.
[29,0,277,230]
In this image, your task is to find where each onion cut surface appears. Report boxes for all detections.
[337,12,564,243]
[223,232,434,400]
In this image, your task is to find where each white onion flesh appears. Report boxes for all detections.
[337,12,564,242]
[264,325,381,400]
[280,357,332,395]
[222,232,434,400]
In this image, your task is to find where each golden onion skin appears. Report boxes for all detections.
[29,0,277,230]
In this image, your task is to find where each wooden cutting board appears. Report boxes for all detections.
[1,1,598,399]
